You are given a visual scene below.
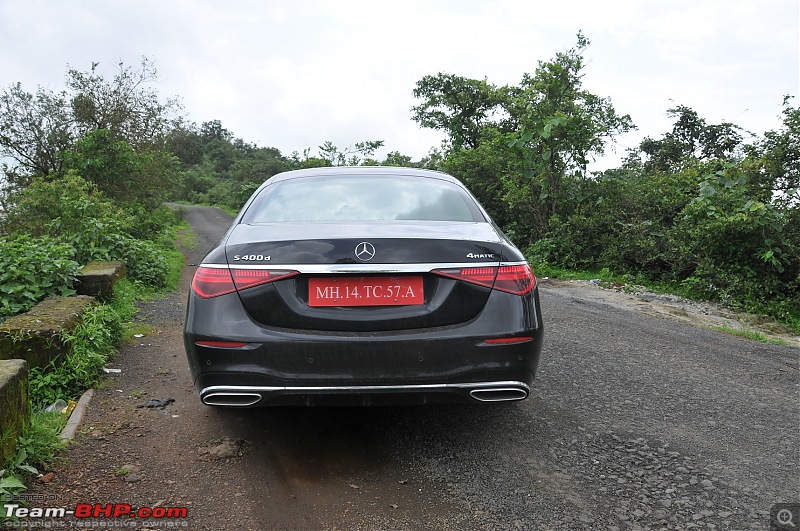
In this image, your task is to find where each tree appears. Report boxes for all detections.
[411,74,507,149]
[745,96,800,206]
[506,32,634,231]
[68,58,181,147]
[0,83,73,184]
[165,123,204,168]
[200,120,233,144]
[63,129,179,208]
[317,140,385,166]
[381,151,413,167]
[0,58,181,189]
[627,105,743,174]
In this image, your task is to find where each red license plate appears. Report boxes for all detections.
[308,276,424,307]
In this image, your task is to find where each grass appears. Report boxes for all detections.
[176,222,197,251]
[123,322,154,343]
[711,326,788,345]
[532,263,608,281]
[26,207,188,409]
[533,261,800,338]
[0,411,67,519]
[172,200,238,217]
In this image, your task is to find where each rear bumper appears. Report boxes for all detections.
[199,380,531,407]
[184,286,544,406]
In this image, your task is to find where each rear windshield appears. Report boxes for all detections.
[241,175,486,223]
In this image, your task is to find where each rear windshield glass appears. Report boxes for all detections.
[241,175,486,223]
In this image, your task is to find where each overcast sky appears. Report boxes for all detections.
[1,0,797,170]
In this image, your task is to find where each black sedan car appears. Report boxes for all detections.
[184,167,543,406]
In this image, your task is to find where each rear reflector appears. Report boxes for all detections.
[484,336,533,345]
[195,340,249,348]
[432,264,536,295]
[191,266,299,298]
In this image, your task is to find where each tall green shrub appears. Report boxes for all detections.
[0,235,78,321]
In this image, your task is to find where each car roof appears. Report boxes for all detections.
[266,166,458,185]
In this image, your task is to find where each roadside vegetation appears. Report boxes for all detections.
[0,60,186,515]
[0,34,796,513]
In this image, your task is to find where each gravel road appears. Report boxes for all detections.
[26,204,799,530]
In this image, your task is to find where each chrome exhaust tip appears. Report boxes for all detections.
[469,387,528,402]
[202,392,262,407]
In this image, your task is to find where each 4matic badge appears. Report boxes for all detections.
[467,252,497,259]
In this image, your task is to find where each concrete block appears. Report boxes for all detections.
[0,296,96,369]
[75,261,127,301]
[0,359,29,464]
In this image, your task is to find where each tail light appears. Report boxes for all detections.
[191,267,299,299]
[431,266,497,288]
[191,267,236,298]
[493,264,536,295]
[231,269,299,291]
[432,264,535,295]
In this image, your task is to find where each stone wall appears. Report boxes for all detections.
[0,260,127,462]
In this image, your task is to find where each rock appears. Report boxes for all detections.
[136,398,175,409]
[118,464,138,475]
[199,437,243,460]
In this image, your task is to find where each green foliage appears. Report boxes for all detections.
[1,58,180,186]
[505,33,634,233]
[412,33,633,241]
[10,412,66,473]
[67,58,180,147]
[0,235,78,321]
[1,171,124,236]
[0,83,73,184]
[439,129,522,228]
[0,411,66,519]
[406,36,798,330]
[28,298,124,408]
[412,74,507,149]
[64,129,180,209]
[317,140,385,167]
[670,163,797,315]
[2,173,173,289]
[626,105,744,174]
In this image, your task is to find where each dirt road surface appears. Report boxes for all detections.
[27,205,799,530]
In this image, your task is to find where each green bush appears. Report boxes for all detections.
[56,221,169,289]
[0,235,79,321]
[0,172,127,238]
[28,299,124,408]
[2,173,171,290]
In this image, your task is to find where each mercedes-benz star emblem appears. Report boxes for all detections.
[355,242,376,261]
